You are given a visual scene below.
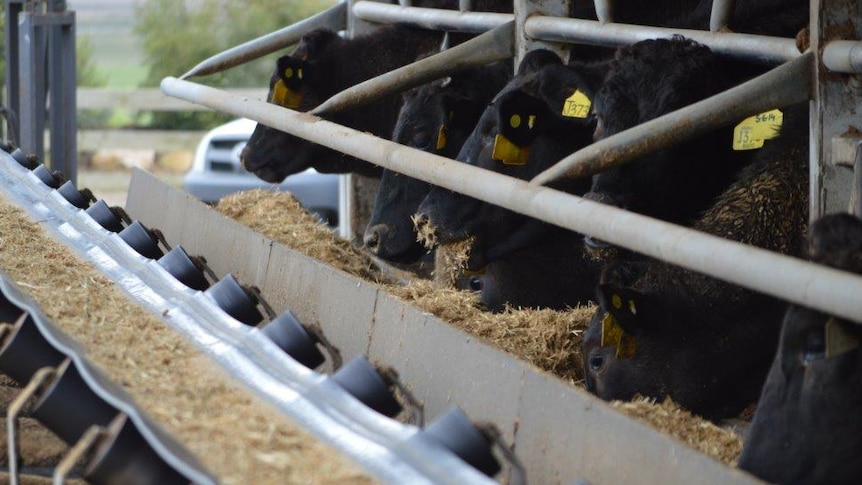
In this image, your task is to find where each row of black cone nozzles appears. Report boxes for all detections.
[5,148,520,482]
[0,311,189,483]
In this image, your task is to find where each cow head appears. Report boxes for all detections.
[415,50,606,265]
[585,37,755,234]
[583,264,668,403]
[740,213,862,484]
[364,62,512,263]
[241,29,346,182]
[584,259,784,420]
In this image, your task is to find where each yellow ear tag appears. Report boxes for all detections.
[825,318,862,358]
[562,89,591,119]
[272,79,303,109]
[492,134,530,166]
[733,108,783,151]
[600,312,637,359]
[436,125,447,150]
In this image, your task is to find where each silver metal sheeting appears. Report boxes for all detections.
[0,151,498,485]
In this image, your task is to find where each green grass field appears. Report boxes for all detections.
[82,32,148,88]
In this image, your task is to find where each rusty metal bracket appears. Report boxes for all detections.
[303,321,344,372]
[378,365,425,426]
[52,421,111,485]
[476,421,527,485]
[7,364,60,485]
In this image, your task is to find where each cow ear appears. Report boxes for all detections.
[516,49,562,76]
[276,56,308,91]
[495,91,548,147]
[597,283,650,337]
[293,28,340,60]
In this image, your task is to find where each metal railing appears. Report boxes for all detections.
[164,0,862,323]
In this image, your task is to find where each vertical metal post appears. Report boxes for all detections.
[514,0,572,68]
[4,0,25,144]
[343,0,389,240]
[593,0,614,23]
[17,1,47,163]
[810,0,862,218]
[709,0,736,32]
[46,0,76,183]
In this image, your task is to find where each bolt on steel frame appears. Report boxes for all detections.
[167,0,859,322]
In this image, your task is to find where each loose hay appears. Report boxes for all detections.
[412,213,436,249]
[433,239,474,288]
[0,196,375,485]
[216,189,745,466]
[613,397,743,466]
[216,189,382,282]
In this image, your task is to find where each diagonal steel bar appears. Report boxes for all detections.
[312,21,514,116]
[530,52,813,186]
[180,3,347,79]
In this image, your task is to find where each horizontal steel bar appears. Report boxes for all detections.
[162,76,862,324]
[179,2,347,79]
[530,52,813,186]
[352,0,511,33]
[822,40,862,74]
[525,15,802,64]
[312,21,514,116]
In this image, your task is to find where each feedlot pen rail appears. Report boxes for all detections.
[164,0,862,322]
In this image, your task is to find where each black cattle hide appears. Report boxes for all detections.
[583,103,809,420]
[739,213,862,485]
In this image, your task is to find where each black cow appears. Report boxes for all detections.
[739,213,862,485]
[415,50,605,265]
[582,102,809,420]
[240,26,442,181]
[241,1,513,183]
[406,50,608,310]
[364,61,512,264]
[583,0,809,241]
[584,37,763,231]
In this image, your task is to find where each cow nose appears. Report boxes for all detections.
[364,224,388,253]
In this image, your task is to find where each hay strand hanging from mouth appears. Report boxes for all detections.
[432,238,474,288]
[411,213,437,249]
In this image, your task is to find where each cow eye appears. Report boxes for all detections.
[802,327,826,364]
[469,277,483,291]
[588,353,606,373]
[411,131,432,149]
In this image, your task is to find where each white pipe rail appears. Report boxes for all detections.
[161,76,862,324]
[180,3,347,79]
[525,15,802,64]
[352,1,511,33]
